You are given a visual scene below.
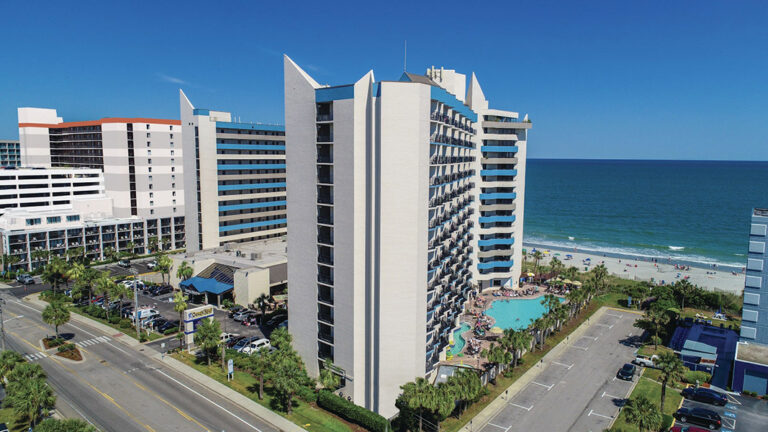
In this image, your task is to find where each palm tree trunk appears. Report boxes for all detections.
[660,380,667,411]
[287,392,293,415]
[259,374,264,400]
[418,410,423,431]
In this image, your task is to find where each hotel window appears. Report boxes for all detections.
[150,209,154,215]
[171,174,175,180]
[170,133,174,139]
[149,192,154,198]
[149,184,153,190]
[147,142,151,147]
[171,166,175,172]
[150,200,154,206]
[46,216,61,224]
[170,150,174,156]
[170,142,174,147]
[171,158,174,164]
[148,175,153,182]
[147,150,152,156]
[148,158,152,164]
[26,218,41,226]
[172,199,176,205]
[172,191,176,196]
[67,215,80,222]
[173,207,176,212]
[148,167,152,173]
[172,183,175,188]
[146,124,150,130]
[147,132,151,137]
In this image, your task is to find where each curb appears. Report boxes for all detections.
[467,307,610,431]
[157,353,307,432]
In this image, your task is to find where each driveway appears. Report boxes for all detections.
[678,392,768,432]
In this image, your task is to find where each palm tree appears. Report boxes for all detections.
[148,236,159,253]
[531,250,544,277]
[42,301,70,338]
[193,317,221,366]
[481,342,512,371]
[7,362,46,383]
[31,250,50,265]
[173,291,188,348]
[0,350,24,383]
[501,329,531,369]
[400,377,438,431]
[564,266,578,281]
[176,260,193,285]
[319,360,341,390]
[656,351,686,411]
[591,264,608,294]
[2,254,20,275]
[6,377,56,427]
[125,241,136,259]
[250,348,273,399]
[674,279,697,311]
[446,368,481,415]
[554,303,569,331]
[256,293,270,324]
[549,257,564,278]
[42,257,69,295]
[633,308,670,349]
[103,246,117,262]
[157,254,172,284]
[623,395,662,432]
[94,272,116,321]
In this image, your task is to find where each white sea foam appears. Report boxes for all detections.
[668,246,685,251]
[568,236,575,240]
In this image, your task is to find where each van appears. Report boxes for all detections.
[132,308,159,322]
[241,338,271,355]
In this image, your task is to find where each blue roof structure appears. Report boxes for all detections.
[670,322,739,389]
[179,276,233,295]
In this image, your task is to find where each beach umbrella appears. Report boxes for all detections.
[527,272,535,277]
[585,258,591,261]
[572,281,582,287]
[490,327,503,334]
[562,279,573,284]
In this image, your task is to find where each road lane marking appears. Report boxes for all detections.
[588,409,613,420]
[508,402,533,411]
[531,381,554,390]
[155,369,263,431]
[551,361,574,369]
[3,314,23,323]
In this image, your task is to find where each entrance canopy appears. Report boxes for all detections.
[180,276,233,295]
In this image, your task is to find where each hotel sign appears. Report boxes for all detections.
[184,305,214,323]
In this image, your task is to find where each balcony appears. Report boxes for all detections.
[318,312,334,325]
[316,114,333,122]
[318,274,334,285]
[318,253,334,266]
[317,134,333,143]
[317,234,334,245]
[318,331,334,344]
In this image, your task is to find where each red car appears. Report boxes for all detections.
[669,425,712,432]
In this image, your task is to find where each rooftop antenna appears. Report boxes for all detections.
[403,40,407,72]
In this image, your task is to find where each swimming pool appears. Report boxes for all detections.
[485,296,565,330]
[450,322,471,355]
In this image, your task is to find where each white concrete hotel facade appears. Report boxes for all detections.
[284,56,530,417]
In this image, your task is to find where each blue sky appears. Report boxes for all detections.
[1,0,766,160]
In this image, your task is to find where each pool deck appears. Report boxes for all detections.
[444,286,560,366]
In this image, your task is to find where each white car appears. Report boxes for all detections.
[122,280,145,290]
[240,338,271,355]
[220,332,239,344]
[147,261,157,270]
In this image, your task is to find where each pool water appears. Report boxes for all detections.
[450,323,471,355]
[485,297,565,331]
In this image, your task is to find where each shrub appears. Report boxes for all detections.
[661,414,674,430]
[317,390,389,432]
[109,316,121,324]
[140,333,148,342]
[163,327,179,335]
[683,370,712,384]
[119,319,132,329]
[296,386,317,403]
[57,343,76,353]
[47,337,65,348]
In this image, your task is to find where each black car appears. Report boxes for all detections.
[227,336,246,349]
[158,320,180,333]
[616,363,636,381]
[150,285,173,296]
[675,407,722,430]
[266,314,287,327]
[228,305,245,318]
[681,387,728,406]
[118,259,131,268]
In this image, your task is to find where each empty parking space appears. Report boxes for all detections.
[477,308,642,432]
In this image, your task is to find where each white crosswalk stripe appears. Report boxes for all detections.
[24,352,48,362]
[75,336,111,348]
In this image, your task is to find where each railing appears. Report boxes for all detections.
[317,135,333,143]
[317,294,334,305]
[318,274,334,285]
[317,215,333,225]
[318,331,334,343]
[317,154,333,163]
[317,235,334,245]
[317,176,333,184]
[317,313,334,325]
[317,194,334,205]
[318,254,334,265]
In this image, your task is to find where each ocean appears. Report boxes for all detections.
[523,160,768,269]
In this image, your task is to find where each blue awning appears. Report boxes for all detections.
[180,276,233,295]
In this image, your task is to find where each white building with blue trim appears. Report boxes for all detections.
[180,91,287,253]
[284,57,530,416]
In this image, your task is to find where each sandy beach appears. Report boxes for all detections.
[524,243,745,295]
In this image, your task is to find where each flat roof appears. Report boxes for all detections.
[177,238,287,269]
[736,342,768,365]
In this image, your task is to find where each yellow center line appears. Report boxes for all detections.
[7,331,156,432]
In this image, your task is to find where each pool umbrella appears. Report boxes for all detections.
[562,279,573,284]
[572,281,582,287]
[490,327,503,334]
[527,272,535,277]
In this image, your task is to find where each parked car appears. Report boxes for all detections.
[121,305,134,318]
[143,317,167,329]
[132,308,159,322]
[0,422,8,432]
[674,407,722,430]
[118,259,131,268]
[227,336,246,349]
[633,354,659,368]
[147,260,157,270]
[681,387,728,406]
[242,315,260,327]
[278,320,288,329]
[16,274,34,284]
[266,314,287,327]
[220,332,239,344]
[123,279,145,289]
[158,320,180,333]
[240,338,271,355]
[228,306,245,318]
[149,285,173,297]
[669,425,711,432]
[616,363,636,381]
[232,336,257,352]
[232,310,255,322]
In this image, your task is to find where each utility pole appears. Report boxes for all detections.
[0,298,6,351]
[132,269,140,341]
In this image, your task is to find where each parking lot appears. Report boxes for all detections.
[677,392,768,432]
[479,309,642,432]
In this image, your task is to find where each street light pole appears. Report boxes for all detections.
[132,268,140,341]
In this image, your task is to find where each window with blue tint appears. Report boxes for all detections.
[47,216,61,224]
[26,218,41,226]
[67,215,80,222]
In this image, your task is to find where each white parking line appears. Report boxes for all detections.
[572,345,589,351]
[486,423,509,430]
[531,381,554,390]
[508,402,533,411]
[582,336,598,341]
[588,409,613,420]
[605,313,623,318]
[601,391,623,399]
[723,418,736,429]
[551,361,574,369]
[594,323,613,329]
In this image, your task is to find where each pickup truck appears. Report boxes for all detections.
[633,354,659,368]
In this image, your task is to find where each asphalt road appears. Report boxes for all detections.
[678,392,768,432]
[478,309,643,432]
[0,289,279,432]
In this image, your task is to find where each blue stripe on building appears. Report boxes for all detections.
[218,200,286,211]
[219,218,287,233]
[479,192,517,200]
[478,238,515,246]
[479,215,516,223]
[481,146,519,153]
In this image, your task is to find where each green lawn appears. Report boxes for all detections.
[0,407,28,432]
[172,352,356,432]
[612,375,682,431]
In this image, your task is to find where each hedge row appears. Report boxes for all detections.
[317,390,389,432]
[683,370,712,384]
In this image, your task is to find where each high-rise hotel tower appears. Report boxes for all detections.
[284,56,530,416]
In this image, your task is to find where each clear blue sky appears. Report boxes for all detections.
[1,0,766,160]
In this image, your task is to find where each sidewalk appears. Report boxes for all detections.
[24,293,306,432]
[466,307,610,431]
